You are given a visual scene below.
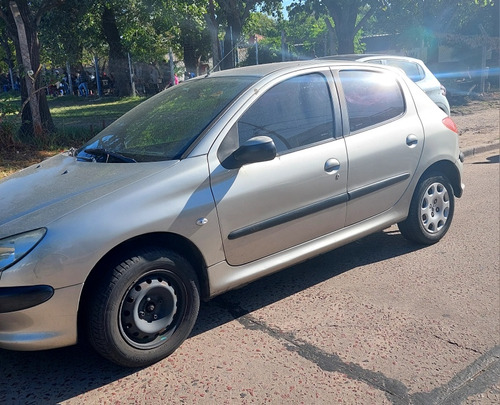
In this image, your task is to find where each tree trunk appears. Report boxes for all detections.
[102,6,131,97]
[324,0,378,55]
[183,43,199,77]
[324,17,337,55]
[205,0,220,71]
[10,1,41,135]
[220,0,246,70]
[7,0,55,140]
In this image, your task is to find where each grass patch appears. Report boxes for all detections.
[1,94,146,178]
[47,95,145,150]
[49,95,144,127]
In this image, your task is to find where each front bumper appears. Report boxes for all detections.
[0,283,81,351]
[0,285,54,313]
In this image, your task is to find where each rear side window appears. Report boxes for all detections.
[339,70,405,132]
[237,73,335,153]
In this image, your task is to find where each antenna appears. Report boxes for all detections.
[205,44,239,77]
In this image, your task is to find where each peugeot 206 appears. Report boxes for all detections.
[0,60,464,367]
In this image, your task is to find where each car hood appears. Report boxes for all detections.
[0,153,178,238]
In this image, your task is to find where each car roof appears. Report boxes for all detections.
[205,59,368,79]
[322,54,425,64]
[320,54,381,61]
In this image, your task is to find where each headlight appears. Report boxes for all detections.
[0,228,47,273]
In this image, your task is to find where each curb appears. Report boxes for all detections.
[462,142,500,158]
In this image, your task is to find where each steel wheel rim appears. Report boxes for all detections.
[119,270,184,349]
[419,182,450,234]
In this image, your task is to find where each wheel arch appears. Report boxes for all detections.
[418,159,463,198]
[77,232,210,336]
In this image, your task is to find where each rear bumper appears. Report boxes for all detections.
[0,284,81,351]
[456,152,465,198]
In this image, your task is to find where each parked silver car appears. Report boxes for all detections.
[0,60,464,367]
[324,54,451,115]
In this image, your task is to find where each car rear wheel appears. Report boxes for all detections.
[86,248,200,367]
[398,174,455,245]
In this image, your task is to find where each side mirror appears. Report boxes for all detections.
[223,136,277,169]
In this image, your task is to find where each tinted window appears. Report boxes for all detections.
[365,59,384,64]
[386,60,424,82]
[339,70,405,132]
[77,76,257,162]
[238,73,335,153]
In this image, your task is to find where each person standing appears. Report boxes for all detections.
[78,70,88,97]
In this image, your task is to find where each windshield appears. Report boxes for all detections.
[77,76,257,163]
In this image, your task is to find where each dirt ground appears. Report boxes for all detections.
[0,93,498,179]
[451,93,500,151]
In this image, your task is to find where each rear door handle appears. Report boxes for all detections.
[406,134,418,147]
[324,158,340,173]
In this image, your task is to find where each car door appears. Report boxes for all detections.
[208,71,348,266]
[336,69,425,226]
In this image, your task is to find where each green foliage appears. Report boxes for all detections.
[0,92,20,150]
[243,11,280,38]
[287,12,328,58]
[373,0,499,39]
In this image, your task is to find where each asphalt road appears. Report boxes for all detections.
[1,150,499,405]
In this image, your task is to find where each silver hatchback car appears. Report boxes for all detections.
[0,60,464,367]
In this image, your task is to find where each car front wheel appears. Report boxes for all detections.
[398,174,455,245]
[86,248,200,367]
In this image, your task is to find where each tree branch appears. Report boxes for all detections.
[354,6,377,33]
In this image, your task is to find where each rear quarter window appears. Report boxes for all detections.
[339,70,405,133]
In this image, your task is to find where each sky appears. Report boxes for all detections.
[282,0,293,19]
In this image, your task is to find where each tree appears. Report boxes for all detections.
[100,5,131,96]
[39,0,92,69]
[371,0,499,64]
[289,0,388,54]
[286,10,330,58]
[212,0,283,69]
[0,21,16,89]
[0,0,57,140]
[241,12,282,65]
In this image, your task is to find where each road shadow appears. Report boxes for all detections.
[193,226,423,336]
[472,154,499,164]
[0,227,423,403]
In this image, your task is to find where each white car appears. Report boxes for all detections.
[325,54,451,115]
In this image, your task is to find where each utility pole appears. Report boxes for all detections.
[479,24,488,94]
[255,35,259,65]
[128,53,136,96]
[169,48,175,86]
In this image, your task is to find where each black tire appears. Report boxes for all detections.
[86,248,200,367]
[398,174,455,245]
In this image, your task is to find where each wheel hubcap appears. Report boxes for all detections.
[120,272,180,348]
[420,182,449,234]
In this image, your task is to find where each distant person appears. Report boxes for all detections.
[78,71,88,97]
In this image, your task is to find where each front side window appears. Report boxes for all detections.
[339,70,405,132]
[237,73,335,154]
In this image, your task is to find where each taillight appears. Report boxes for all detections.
[442,117,458,133]
[440,83,447,96]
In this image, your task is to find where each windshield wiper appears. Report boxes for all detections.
[84,148,137,163]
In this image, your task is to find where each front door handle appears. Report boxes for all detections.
[406,134,418,147]
[324,158,340,173]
